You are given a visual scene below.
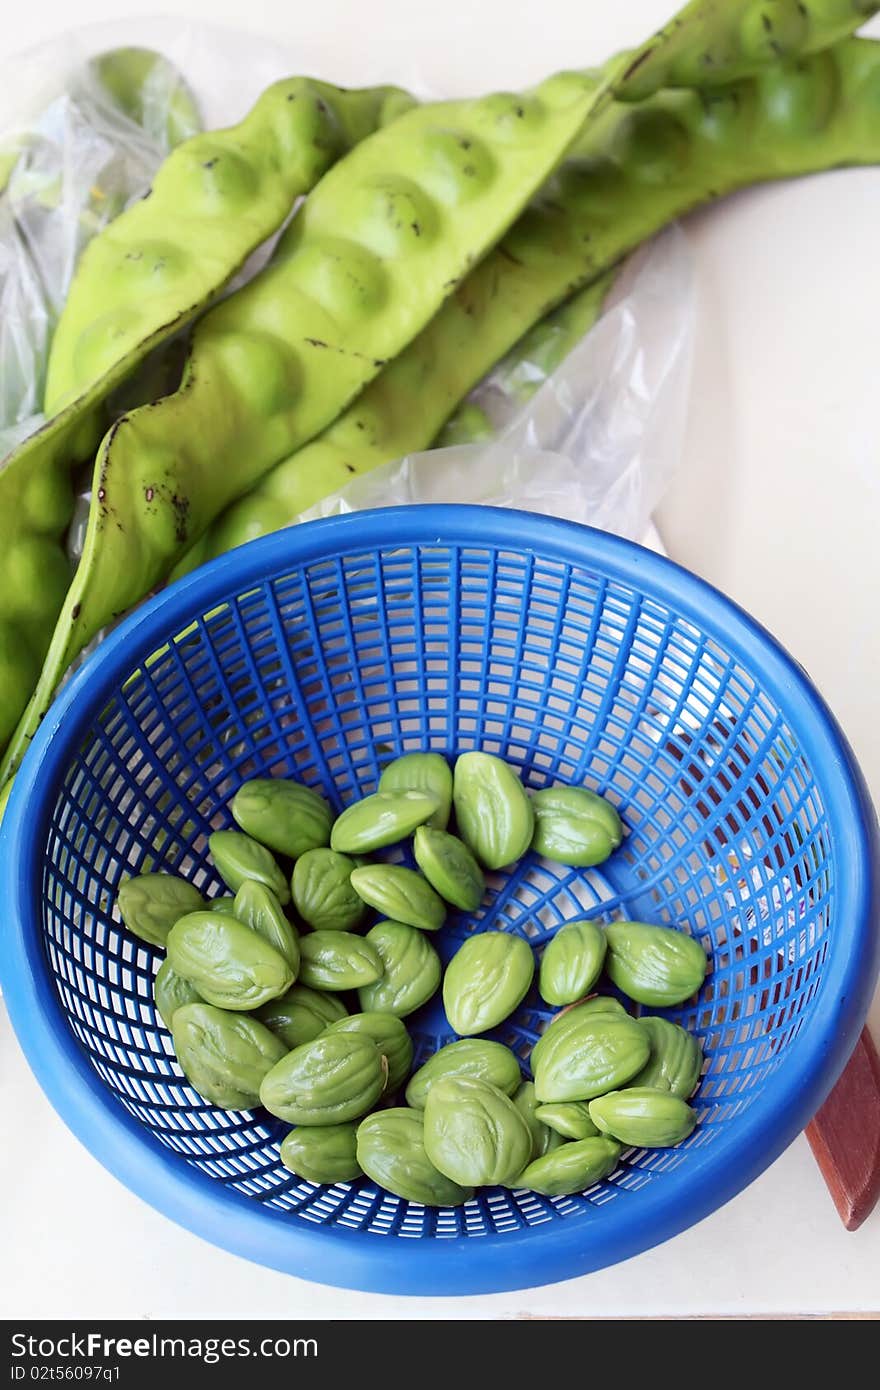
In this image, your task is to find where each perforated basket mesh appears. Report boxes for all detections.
[4,508,876,1294]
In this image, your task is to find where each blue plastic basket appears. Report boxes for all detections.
[1,505,877,1296]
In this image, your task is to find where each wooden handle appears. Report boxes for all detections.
[805,1027,880,1231]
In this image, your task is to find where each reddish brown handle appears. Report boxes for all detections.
[806,1027,880,1231]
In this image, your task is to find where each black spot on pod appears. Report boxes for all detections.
[202,157,219,170]
[71,603,81,620]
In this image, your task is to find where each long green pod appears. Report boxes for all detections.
[178,38,880,575]
[435,272,616,447]
[0,78,411,759]
[617,0,879,100]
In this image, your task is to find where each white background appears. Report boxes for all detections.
[1,0,879,1319]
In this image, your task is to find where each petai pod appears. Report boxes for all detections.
[231,776,332,858]
[330,791,439,854]
[423,1075,533,1187]
[0,79,412,759]
[533,1008,650,1103]
[452,753,534,870]
[349,863,446,932]
[358,920,442,1018]
[605,920,707,1006]
[297,930,383,991]
[413,826,485,912]
[153,958,203,1030]
[260,1031,385,1124]
[232,880,300,973]
[1,68,616,782]
[534,1101,600,1140]
[511,1080,564,1162]
[117,872,204,948]
[515,1136,621,1196]
[208,830,290,904]
[280,1122,362,1184]
[406,1038,522,1109]
[179,42,880,588]
[539,920,607,1006]
[378,752,453,829]
[256,984,348,1050]
[629,1016,704,1098]
[442,931,535,1036]
[616,0,880,100]
[589,1088,698,1147]
[166,911,293,1010]
[530,785,623,867]
[291,848,365,931]
[325,1011,414,1093]
[357,1108,473,1206]
[171,1002,287,1110]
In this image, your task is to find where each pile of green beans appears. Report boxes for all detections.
[118,751,709,1205]
[2,0,880,794]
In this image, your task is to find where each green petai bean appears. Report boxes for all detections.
[0,68,615,782]
[230,777,332,858]
[116,871,204,949]
[166,911,293,1011]
[177,40,880,577]
[260,1031,385,1124]
[405,1038,522,1109]
[357,1108,473,1205]
[443,931,535,1036]
[530,995,629,1074]
[378,752,453,829]
[511,1080,565,1161]
[628,1015,704,1098]
[423,1075,533,1187]
[616,0,880,101]
[331,791,441,854]
[357,920,442,1018]
[514,1136,621,1195]
[232,880,300,973]
[349,863,446,932]
[412,826,485,911]
[452,752,534,870]
[0,79,411,759]
[153,958,203,1030]
[589,1088,698,1147]
[280,1123,363,1184]
[530,785,623,867]
[290,848,366,932]
[605,920,708,1006]
[534,1101,600,1139]
[533,1009,650,1103]
[297,930,383,991]
[256,983,348,1049]
[171,1001,288,1109]
[539,920,607,1007]
[208,830,290,904]
[324,1011,413,1093]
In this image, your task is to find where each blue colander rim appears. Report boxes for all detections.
[1,506,877,1295]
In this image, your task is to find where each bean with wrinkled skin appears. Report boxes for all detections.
[605,920,708,1006]
[167,911,293,1011]
[257,984,348,1050]
[423,1075,533,1187]
[452,753,534,870]
[405,1038,522,1109]
[232,880,300,972]
[530,785,623,867]
[357,1108,472,1206]
[412,826,485,911]
[280,1122,363,1184]
[172,1001,287,1110]
[378,752,453,829]
[515,1136,621,1196]
[357,920,442,1018]
[260,1031,384,1124]
[443,931,535,1036]
[117,872,204,949]
[290,848,365,932]
[539,920,608,1007]
[589,1087,698,1147]
[628,1016,704,1098]
[231,777,332,858]
[510,1080,564,1162]
[297,930,383,991]
[533,1009,650,1103]
[208,830,290,904]
[534,1101,600,1140]
[349,863,446,931]
[531,995,629,1073]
